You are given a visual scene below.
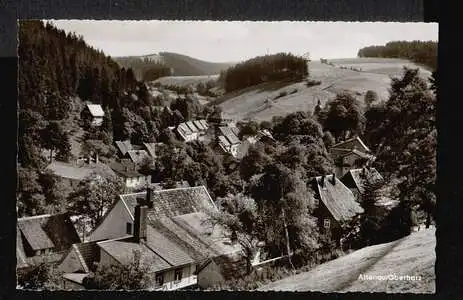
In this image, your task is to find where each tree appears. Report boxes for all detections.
[17,263,64,290]
[322,92,365,141]
[237,121,260,139]
[359,180,386,246]
[364,90,378,107]
[17,167,46,216]
[83,250,153,290]
[370,67,436,227]
[210,194,261,273]
[248,163,319,261]
[41,121,70,163]
[38,169,71,211]
[68,174,124,228]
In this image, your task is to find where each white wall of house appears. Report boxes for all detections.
[155,264,197,290]
[125,175,151,189]
[88,199,133,241]
[91,117,103,127]
[230,144,239,157]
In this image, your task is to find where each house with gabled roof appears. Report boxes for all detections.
[309,174,364,243]
[81,186,240,290]
[175,119,209,142]
[110,160,151,191]
[330,136,376,177]
[341,167,384,200]
[16,213,81,272]
[81,104,105,127]
[217,126,241,157]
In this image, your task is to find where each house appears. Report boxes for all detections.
[309,174,364,243]
[82,104,105,127]
[46,161,117,188]
[17,213,81,272]
[110,160,151,190]
[115,140,156,164]
[341,167,384,201]
[330,136,376,177]
[143,142,157,159]
[175,119,209,142]
[217,126,241,157]
[84,186,240,290]
[57,240,101,289]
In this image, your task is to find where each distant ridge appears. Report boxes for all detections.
[114,52,234,79]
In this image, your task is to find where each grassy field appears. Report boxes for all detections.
[153,75,219,87]
[213,58,432,122]
[258,227,436,293]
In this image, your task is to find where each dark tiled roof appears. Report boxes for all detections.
[127,150,151,165]
[46,162,116,181]
[312,175,364,222]
[17,213,81,269]
[207,254,249,281]
[219,127,240,145]
[98,239,171,273]
[75,241,101,272]
[110,161,142,178]
[145,226,195,266]
[115,140,133,156]
[121,186,217,218]
[342,168,384,194]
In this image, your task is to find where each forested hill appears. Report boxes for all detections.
[114,52,233,80]
[18,20,147,170]
[357,41,437,70]
[19,20,138,116]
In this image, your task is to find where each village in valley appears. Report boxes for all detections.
[17,20,437,293]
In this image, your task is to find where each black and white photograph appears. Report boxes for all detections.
[17,20,437,293]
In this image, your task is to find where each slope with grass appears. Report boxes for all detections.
[212,58,432,122]
[258,228,435,293]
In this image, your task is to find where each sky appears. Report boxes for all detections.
[49,20,438,63]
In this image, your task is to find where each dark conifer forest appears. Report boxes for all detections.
[357,41,437,70]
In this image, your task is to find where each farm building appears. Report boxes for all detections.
[341,167,384,201]
[309,174,364,244]
[16,213,81,273]
[115,140,157,163]
[81,104,105,127]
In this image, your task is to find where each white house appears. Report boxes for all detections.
[83,104,105,127]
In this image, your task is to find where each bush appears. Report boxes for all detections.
[306,79,322,87]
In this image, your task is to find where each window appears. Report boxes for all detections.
[126,222,132,235]
[324,218,331,229]
[174,268,183,281]
[155,273,164,286]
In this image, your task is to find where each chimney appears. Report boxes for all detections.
[146,186,154,208]
[133,204,148,243]
[331,174,336,185]
[320,175,325,187]
[95,152,99,164]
